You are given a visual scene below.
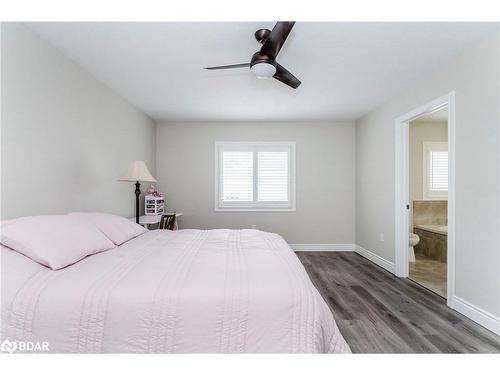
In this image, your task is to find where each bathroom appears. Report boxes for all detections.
[408,107,448,298]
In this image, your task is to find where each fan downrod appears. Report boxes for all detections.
[254,28,271,44]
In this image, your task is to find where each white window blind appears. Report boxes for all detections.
[216,142,295,211]
[257,152,289,202]
[222,152,254,202]
[429,151,448,191]
[423,142,448,199]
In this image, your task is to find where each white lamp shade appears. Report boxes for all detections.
[119,161,157,182]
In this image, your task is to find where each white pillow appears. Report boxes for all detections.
[0,215,116,270]
[69,212,147,245]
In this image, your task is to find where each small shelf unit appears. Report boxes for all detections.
[145,195,164,215]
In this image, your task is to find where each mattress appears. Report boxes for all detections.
[1,229,350,353]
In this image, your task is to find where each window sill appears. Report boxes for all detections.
[214,207,296,212]
[422,195,448,200]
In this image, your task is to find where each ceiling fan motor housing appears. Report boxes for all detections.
[250,51,276,68]
[250,52,277,78]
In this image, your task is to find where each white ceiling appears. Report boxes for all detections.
[28,22,498,122]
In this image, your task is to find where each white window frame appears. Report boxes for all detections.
[422,141,448,200]
[214,141,296,212]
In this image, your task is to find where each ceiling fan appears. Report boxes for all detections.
[204,22,301,89]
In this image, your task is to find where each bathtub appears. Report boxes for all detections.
[414,224,448,236]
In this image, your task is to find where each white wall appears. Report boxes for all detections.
[156,122,355,244]
[355,33,500,318]
[1,23,156,219]
[409,121,448,202]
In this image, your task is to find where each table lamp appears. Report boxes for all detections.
[119,161,157,224]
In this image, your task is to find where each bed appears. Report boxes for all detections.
[1,228,350,353]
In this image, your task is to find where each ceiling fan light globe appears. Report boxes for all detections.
[250,62,276,78]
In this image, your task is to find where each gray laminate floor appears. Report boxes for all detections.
[297,251,500,353]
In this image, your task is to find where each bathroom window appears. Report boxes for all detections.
[423,142,448,199]
[215,142,296,211]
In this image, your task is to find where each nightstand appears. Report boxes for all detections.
[135,213,183,230]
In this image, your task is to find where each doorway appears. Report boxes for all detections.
[408,108,448,297]
[394,93,455,304]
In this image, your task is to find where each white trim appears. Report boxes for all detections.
[395,116,410,278]
[449,296,500,336]
[214,207,297,212]
[394,92,456,306]
[290,244,355,252]
[214,141,296,212]
[354,245,396,274]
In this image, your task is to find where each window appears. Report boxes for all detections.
[215,142,296,211]
[423,142,448,199]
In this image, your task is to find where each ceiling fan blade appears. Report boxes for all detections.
[260,22,295,58]
[273,63,301,89]
[204,63,250,70]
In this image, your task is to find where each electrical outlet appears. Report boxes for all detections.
[379,233,385,242]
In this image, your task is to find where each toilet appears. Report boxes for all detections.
[408,233,420,262]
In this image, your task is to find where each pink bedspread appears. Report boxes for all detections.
[1,229,350,353]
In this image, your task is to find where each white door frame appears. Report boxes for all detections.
[394,92,455,304]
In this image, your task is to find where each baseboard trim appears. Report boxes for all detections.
[290,244,355,252]
[354,245,396,274]
[449,296,500,336]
